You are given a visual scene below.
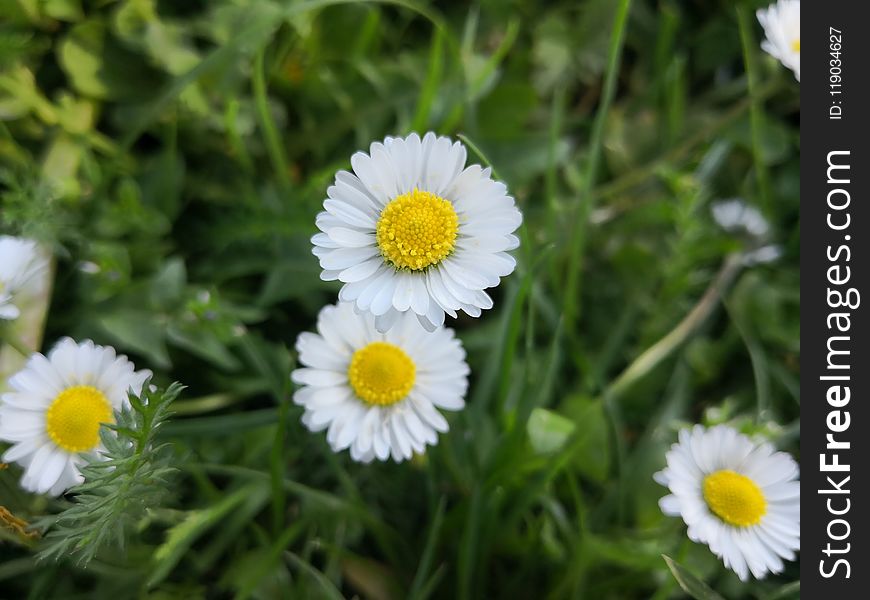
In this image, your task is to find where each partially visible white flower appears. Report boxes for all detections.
[711,199,769,238]
[711,200,782,266]
[743,244,783,266]
[291,302,468,463]
[757,0,800,81]
[312,132,522,333]
[0,338,151,496]
[655,425,800,581]
[0,236,47,321]
[77,261,101,275]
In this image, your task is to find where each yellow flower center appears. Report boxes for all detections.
[347,341,416,406]
[376,189,458,271]
[46,385,113,452]
[702,470,767,527]
[792,39,800,52]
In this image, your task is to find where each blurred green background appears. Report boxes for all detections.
[0,0,799,598]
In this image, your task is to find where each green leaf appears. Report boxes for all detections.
[57,20,162,100]
[285,552,345,600]
[97,309,171,369]
[764,580,800,600]
[140,148,185,220]
[258,260,332,305]
[662,555,725,600]
[43,0,83,22]
[113,0,201,75]
[150,257,187,308]
[408,496,447,600]
[527,408,575,455]
[410,27,443,131]
[342,553,401,600]
[149,482,269,587]
[561,395,610,481]
[166,323,241,371]
[40,133,82,198]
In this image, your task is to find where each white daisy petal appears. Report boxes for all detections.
[409,393,449,432]
[659,494,682,516]
[425,268,461,312]
[392,272,415,312]
[389,414,413,459]
[290,302,468,463]
[334,171,381,210]
[291,368,346,387]
[654,424,800,581]
[319,246,380,271]
[373,426,390,460]
[324,199,376,229]
[48,459,82,497]
[356,267,395,312]
[2,436,44,463]
[409,275,430,316]
[328,181,378,216]
[370,275,398,317]
[327,227,375,248]
[37,448,68,494]
[312,232,341,249]
[338,258,383,284]
[312,132,521,331]
[350,151,391,205]
[757,0,800,81]
[374,308,401,334]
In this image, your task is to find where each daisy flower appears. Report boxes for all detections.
[291,301,468,463]
[711,199,770,239]
[655,425,800,581]
[757,0,800,81]
[0,235,47,321]
[312,132,522,333]
[711,199,782,266]
[0,338,151,496]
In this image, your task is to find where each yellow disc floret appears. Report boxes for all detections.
[702,470,767,527]
[46,385,113,452]
[348,341,416,406]
[376,189,459,270]
[792,39,800,52]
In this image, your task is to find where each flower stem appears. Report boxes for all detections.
[562,0,633,335]
[0,329,32,358]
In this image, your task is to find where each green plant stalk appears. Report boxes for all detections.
[253,47,292,189]
[725,298,772,420]
[285,551,345,600]
[407,496,447,600]
[171,393,241,415]
[270,390,290,532]
[737,5,772,213]
[457,484,482,600]
[467,18,520,99]
[224,99,255,173]
[0,330,31,358]
[562,0,633,334]
[411,28,445,132]
[603,254,743,402]
[546,85,567,226]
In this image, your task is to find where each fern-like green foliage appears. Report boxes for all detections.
[36,381,184,565]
